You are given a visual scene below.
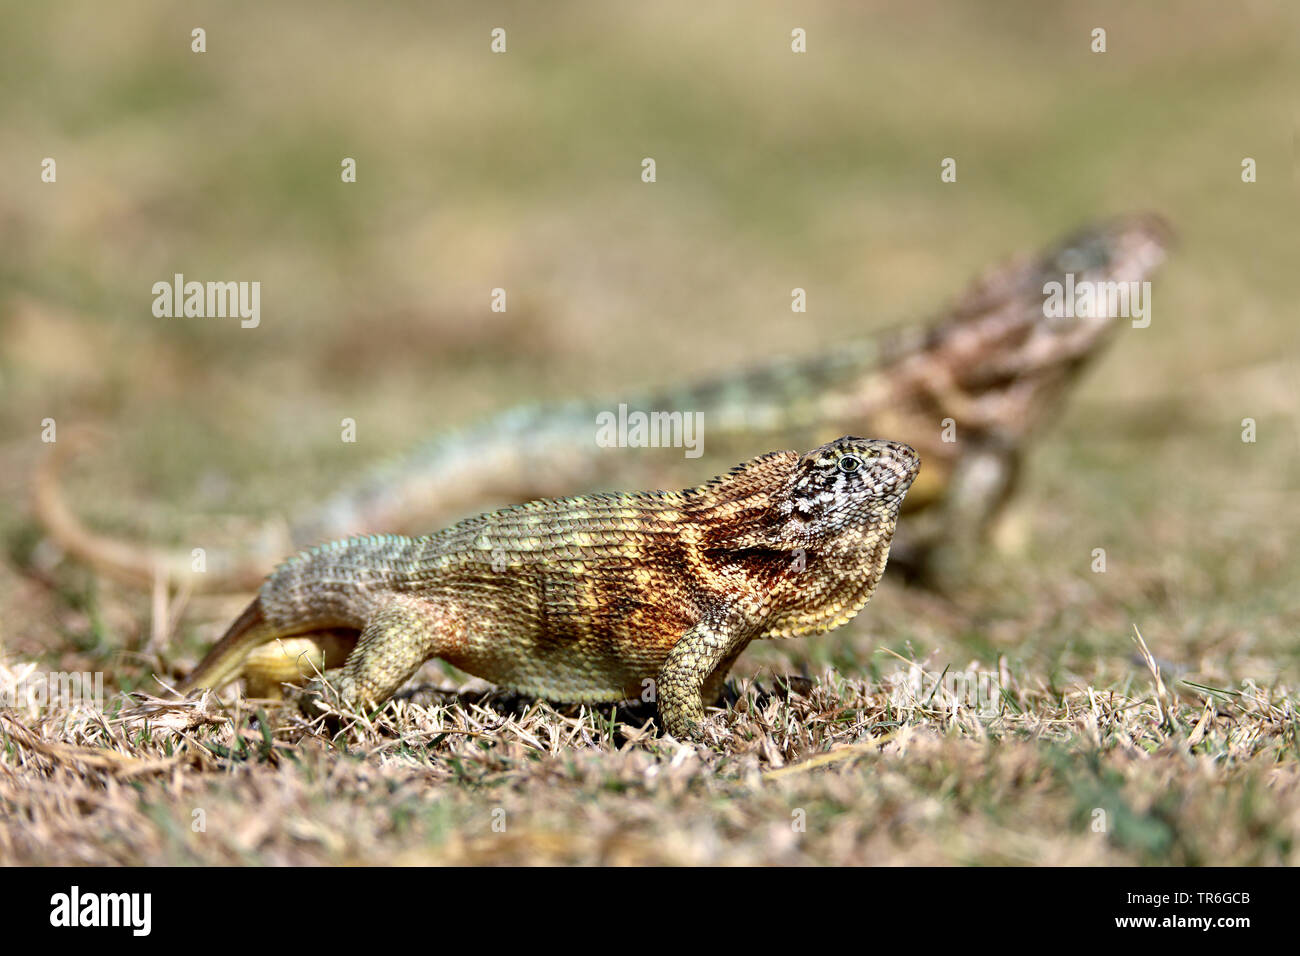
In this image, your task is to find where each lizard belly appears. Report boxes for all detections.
[440,622,674,702]
[427,571,694,702]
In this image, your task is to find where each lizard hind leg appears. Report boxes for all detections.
[302,596,449,716]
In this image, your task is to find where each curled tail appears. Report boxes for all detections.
[28,411,570,594]
[31,432,277,593]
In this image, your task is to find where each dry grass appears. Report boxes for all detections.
[2,636,1297,865]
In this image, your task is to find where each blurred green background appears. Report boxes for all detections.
[1,1,1296,681]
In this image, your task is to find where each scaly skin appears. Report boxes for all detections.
[33,214,1168,591]
[180,437,920,739]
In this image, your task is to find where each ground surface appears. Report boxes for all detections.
[1,1,1297,865]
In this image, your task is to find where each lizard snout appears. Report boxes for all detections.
[859,439,920,496]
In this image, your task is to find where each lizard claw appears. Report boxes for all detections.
[286,673,356,734]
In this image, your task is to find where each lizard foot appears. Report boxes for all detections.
[287,671,360,732]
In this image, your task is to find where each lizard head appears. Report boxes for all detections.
[777,437,920,545]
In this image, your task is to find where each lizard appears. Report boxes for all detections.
[31,213,1170,592]
[177,436,921,740]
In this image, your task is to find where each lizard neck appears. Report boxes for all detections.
[761,510,899,638]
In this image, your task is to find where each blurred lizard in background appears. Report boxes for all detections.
[31,213,1171,593]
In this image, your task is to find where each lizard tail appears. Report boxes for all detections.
[30,430,275,594]
[179,600,359,698]
[178,599,274,693]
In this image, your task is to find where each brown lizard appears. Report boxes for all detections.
[178,437,920,739]
[32,214,1169,591]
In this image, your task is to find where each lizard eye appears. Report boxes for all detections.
[837,454,862,474]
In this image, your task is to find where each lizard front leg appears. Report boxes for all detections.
[657,605,758,740]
